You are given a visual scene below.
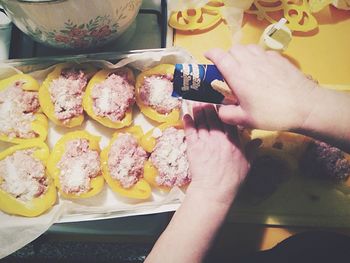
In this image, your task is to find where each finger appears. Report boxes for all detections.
[266,50,281,58]
[205,48,240,69]
[223,124,239,146]
[246,44,265,56]
[183,114,198,143]
[230,45,267,67]
[266,50,291,68]
[218,105,248,126]
[192,103,209,137]
[245,138,263,161]
[229,44,252,63]
[204,48,240,88]
[202,103,224,132]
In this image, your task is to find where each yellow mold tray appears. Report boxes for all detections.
[241,5,350,86]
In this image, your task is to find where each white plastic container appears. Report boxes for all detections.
[259,19,292,51]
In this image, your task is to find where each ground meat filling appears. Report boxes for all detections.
[300,140,350,182]
[150,127,191,187]
[139,74,181,114]
[0,149,48,202]
[0,81,40,138]
[92,73,135,122]
[108,133,147,188]
[49,69,88,123]
[58,139,101,195]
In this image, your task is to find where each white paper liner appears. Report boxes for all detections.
[0,48,194,259]
[0,204,65,259]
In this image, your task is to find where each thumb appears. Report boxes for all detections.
[218,105,247,126]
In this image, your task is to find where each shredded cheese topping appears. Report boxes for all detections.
[0,149,48,202]
[139,75,181,114]
[150,127,191,187]
[49,69,88,123]
[108,133,147,188]
[92,73,135,122]
[0,82,39,138]
[58,139,101,195]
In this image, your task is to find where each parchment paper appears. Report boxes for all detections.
[0,48,195,259]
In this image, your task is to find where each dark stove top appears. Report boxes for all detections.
[9,0,168,59]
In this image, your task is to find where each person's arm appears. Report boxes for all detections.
[145,189,232,263]
[294,86,350,153]
[145,104,249,263]
[205,45,350,153]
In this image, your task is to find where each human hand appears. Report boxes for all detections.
[205,45,318,131]
[184,103,249,205]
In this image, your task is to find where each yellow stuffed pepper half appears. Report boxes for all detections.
[135,64,181,123]
[0,140,57,217]
[140,121,191,192]
[39,63,95,128]
[101,126,152,199]
[83,67,135,129]
[0,74,48,144]
[47,130,104,199]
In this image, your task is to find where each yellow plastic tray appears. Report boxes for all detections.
[240,6,350,87]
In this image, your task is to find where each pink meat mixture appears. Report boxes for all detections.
[139,74,181,114]
[108,133,147,188]
[0,149,48,202]
[14,80,40,113]
[92,73,135,122]
[150,127,191,187]
[49,69,88,123]
[58,139,101,195]
[0,81,40,138]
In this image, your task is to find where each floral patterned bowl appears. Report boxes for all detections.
[0,0,142,49]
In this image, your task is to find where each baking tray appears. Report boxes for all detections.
[0,47,349,228]
[0,47,195,224]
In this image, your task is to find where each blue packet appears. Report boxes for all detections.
[172,64,236,104]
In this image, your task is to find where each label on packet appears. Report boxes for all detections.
[172,64,236,104]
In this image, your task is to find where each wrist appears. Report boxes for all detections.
[185,183,239,208]
[292,81,320,132]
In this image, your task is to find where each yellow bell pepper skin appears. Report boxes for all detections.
[0,140,57,217]
[47,130,104,199]
[140,121,185,191]
[101,126,152,199]
[143,160,170,192]
[83,68,134,129]
[135,64,180,123]
[0,73,39,92]
[140,120,183,153]
[0,74,48,144]
[39,63,95,128]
